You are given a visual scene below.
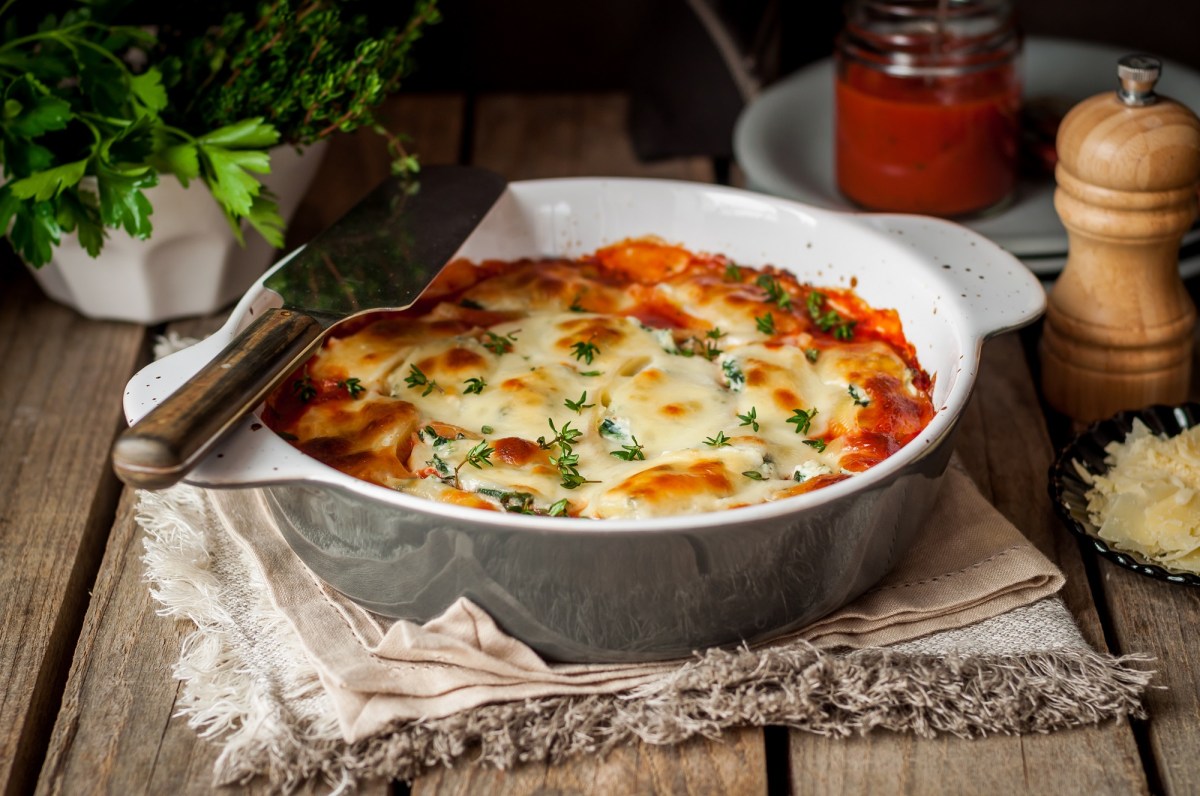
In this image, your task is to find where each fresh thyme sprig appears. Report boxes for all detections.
[755,313,775,335]
[806,291,856,340]
[483,330,519,355]
[293,372,317,403]
[564,391,595,414]
[848,384,870,407]
[703,431,732,448]
[609,437,646,461]
[724,261,742,282]
[337,377,366,398]
[786,407,818,435]
[756,274,792,309]
[404,364,442,396]
[451,439,494,488]
[462,377,487,395]
[804,438,828,452]
[538,419,593,489]
[737,407,759,432]
[570,340,601,364]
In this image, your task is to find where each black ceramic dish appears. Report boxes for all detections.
[1050,402,1200,587]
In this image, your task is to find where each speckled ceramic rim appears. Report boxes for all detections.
[1049,403,1200,587]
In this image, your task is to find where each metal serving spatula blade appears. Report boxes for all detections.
[112,165,509,489]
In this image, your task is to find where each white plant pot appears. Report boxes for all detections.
[28,140,329,324]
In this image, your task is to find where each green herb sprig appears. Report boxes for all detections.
[570,340,600,364]
[786,407,819,435]
[703,431,732,448]
[756,273,792,309]
[737,407,759,432]
[337,377,366,398]
[0,15,287,265]
[609,437,646,461]
[483,330,518,356]
[564,391,594,414]
[806,291,857,340]
[404,363,442,396]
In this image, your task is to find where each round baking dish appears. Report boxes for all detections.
[123,179,1045,662]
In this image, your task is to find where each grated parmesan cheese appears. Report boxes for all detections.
[1077,418,1200,573]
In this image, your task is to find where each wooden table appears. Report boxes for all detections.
[1,92,1196,795]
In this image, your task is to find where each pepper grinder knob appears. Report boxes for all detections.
[1041,55,1200,422]
[1117,54,1161,105]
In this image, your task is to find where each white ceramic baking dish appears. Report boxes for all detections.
[124,178,1044,662]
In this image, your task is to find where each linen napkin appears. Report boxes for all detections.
[204,461,1063,743]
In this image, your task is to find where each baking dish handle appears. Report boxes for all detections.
[860,213,1046,340]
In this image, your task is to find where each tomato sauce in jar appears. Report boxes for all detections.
[835,0,1022,218]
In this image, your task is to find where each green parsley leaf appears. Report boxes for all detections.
[8,159,88,202]
[129,69,168,114]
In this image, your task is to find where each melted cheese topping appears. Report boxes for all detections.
[264,240,935,519]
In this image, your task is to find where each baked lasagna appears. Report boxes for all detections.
[263,239,935,519]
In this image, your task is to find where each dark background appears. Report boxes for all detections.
[404,0,1200,92]
[400,0,1200,162]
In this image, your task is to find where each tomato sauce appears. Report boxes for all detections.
[836,60,1020,217]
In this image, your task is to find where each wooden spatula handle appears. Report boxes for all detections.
[112,308,324,489]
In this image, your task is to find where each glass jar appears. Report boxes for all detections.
[835,0,1022,217]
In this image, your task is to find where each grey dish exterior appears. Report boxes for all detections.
[124,178,1046,664]
[265,440,951,662]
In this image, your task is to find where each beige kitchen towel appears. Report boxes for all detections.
[205,462,1064,743]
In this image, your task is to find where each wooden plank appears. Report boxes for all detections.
[413,733,765,796]
[787,335,1148,794]
[1071,322,1200,796]
[0,268,148,796]
[30,96,469,795]
[1098,563,1200,796]
[288,93,466,247]
[471,93,714,181]
[36,485,390,796]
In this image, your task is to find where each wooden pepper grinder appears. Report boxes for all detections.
[1042,55,1200,422]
